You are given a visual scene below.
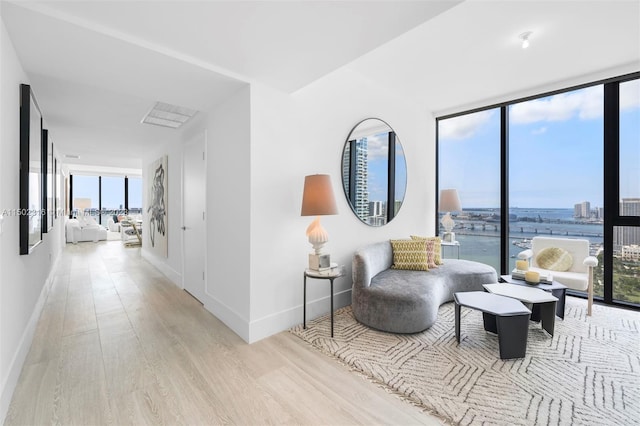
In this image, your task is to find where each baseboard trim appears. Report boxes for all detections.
[248,288,352,343]
[203,295,250,343]
[0,255,59,424]
[141,249,182,288]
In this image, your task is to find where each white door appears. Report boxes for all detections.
[182,132,206,303]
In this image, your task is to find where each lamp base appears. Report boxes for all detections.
[309,253,331,270]
[443,232,456,243]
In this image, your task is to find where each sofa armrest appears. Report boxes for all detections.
[517,249,533,260]
[584,256,598,268]
[352,252,372,289]
[352,241,393,289]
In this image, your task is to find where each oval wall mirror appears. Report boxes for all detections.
[341,118,407,226]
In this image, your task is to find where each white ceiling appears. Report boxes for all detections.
[348,0,640,116]
[1,0,458,171]
[2,0,639,172]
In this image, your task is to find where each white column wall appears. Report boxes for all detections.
[172,86,252,341]
[202,86,252,340]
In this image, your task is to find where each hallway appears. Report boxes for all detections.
[5,241,439,425]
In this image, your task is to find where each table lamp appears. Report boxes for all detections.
[301,174,338,270]
[439,189,461,243]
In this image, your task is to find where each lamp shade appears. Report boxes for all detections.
[439,189,461,212]
[301,174,338,216]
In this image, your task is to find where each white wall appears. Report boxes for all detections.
[133,62,434,344]
[203,86,252,338]
[143,86,253,341]
[0,18,65,422]
[153,67,434,343]
[247,67,433,341]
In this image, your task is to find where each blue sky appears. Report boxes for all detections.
[364,132,407,202]
[439,81,639,209]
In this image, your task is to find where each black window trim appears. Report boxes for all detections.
[436,71,640,310]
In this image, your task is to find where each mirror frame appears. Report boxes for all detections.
[19,84,44,254]
[341,118,407,226]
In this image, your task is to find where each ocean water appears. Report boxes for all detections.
[446,207,604,273]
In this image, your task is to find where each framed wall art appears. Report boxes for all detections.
[147,155,168,257]
[42,129,54,232]
[19,84,43,254]
[55,157,61,219]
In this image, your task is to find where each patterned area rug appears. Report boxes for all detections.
[290,297,640,425]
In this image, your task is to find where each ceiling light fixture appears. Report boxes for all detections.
[141,101,198,129]
[520,31,532,49]
[64,154,80,159]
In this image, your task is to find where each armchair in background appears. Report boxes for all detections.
[518,236,598,315]
[107,215,120,232]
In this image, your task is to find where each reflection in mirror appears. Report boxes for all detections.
[341,118,407,226]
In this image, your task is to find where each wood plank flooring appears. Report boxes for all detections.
[5,241,443,425]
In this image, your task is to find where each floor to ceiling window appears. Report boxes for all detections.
[100,176,125,225]
[70,174,142,224]
[437,73,640,309]
[438,108,501,272]
[612,79,640,303]
[127,177,142,215]
[508,86,604,296]
[72,175,99,219]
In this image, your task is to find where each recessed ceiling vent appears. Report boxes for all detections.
[141,101,198,129]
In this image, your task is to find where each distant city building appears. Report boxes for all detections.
[369,201,384,218]
[614,198,640,249]
[582,201,590,218]
[621,198,640,216]
[574,201,592,219]
[342,137,369,219]
[621,245,640,260]
[597,207,604,219]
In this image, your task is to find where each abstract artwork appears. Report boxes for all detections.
[146,155,168,257]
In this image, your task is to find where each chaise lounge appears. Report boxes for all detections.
[352,241,497,333]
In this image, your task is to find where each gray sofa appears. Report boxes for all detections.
[352,241,497,333]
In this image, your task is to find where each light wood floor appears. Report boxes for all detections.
[5,241,443,425]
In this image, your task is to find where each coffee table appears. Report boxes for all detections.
[484,283,558,336]
[500,275,567,319]
[454,291,531,359]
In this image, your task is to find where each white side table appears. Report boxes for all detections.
[441,240,460,259]
[303,266,345,337]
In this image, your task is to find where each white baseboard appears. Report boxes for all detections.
[139,249,251,342]
[248,288,352,343]
[0,256,59,424]
[203,295,250,343]
[141,249,182,288]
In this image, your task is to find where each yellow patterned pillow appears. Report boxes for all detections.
[390,239,429,271]
[536,247,573,272]
[410,235,443,265]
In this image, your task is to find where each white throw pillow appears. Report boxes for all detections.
[536,247,573,272]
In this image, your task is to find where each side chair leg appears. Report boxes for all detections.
[587,267,593,317]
